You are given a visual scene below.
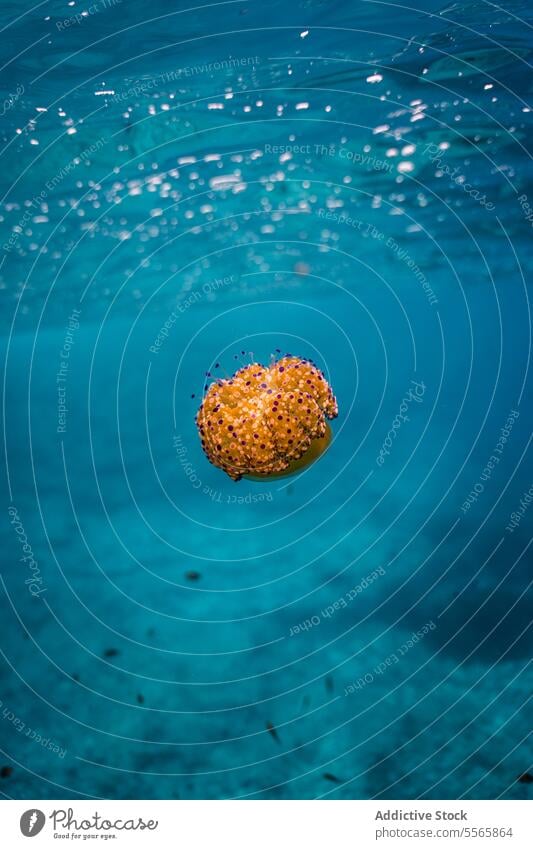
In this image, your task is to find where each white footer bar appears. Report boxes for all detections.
[1,799,531,848]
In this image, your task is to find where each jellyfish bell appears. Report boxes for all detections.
[244,422,333,481]
[195,354,338,481]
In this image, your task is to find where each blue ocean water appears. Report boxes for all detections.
[0,0,532,800]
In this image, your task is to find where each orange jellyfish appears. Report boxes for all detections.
[196,355,338,481]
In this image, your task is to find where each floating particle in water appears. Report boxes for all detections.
[517,772,533,784]
[185,570,201,581]
[266,721,281,743]
[137,694,145,704]
[1,766,13,778]
[103,648,119,658]
[323,772,344,783]
[196,355,338,481]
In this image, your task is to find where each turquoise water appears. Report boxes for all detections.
[0,0,532,800]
